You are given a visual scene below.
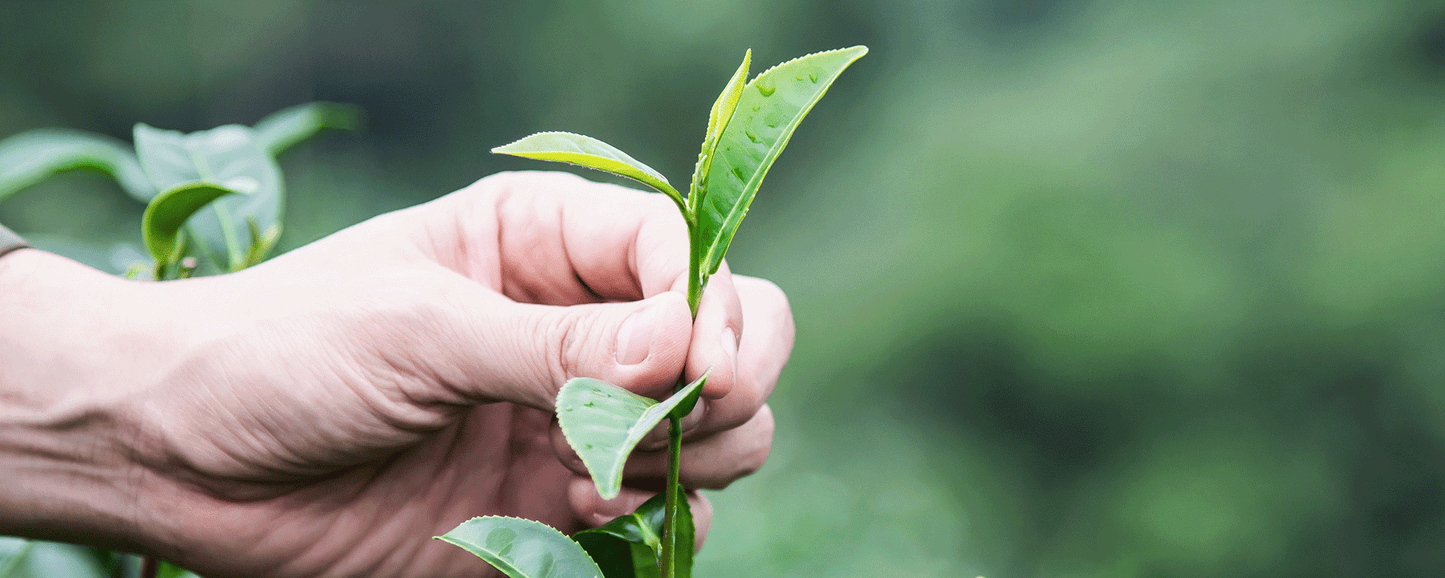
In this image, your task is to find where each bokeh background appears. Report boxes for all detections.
[5,0,1445,576]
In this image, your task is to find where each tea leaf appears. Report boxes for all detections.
[493,132,685,212]
[141,183,243,266]
[156,561,199,578]
[574,492,691,578]
[0,538,32,577]
[253,102,363,156]
[575,503,662,578]
[688,49,751,212]
[697,46,867,278]
[0,129,155,203]
[437,517,602,578]
[556,373,708,500]
[134,123,283,270]
[573,532,658,578]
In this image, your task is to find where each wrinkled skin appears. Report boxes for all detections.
[0,172,793,577]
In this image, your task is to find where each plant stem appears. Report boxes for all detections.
[660,414,683,576]
[661,219,705,578]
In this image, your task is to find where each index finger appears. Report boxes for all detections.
[426,171,691,304]
[422,171,745,398]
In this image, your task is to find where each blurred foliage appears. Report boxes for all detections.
[5,0,1445,576]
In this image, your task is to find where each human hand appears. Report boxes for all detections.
[0,171,793,577]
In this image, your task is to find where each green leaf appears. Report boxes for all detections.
[437,516,603,578]
[689,49,751,212]
[575,492,670,578]
[697,46,868,278]
[0,538,32,577]
[0,540,108,578]
[133,123,283,270]
[252,102,363,156]
[0,129,155,203]
[142,183,243,266]
[156,560,198,578]
[493,132,686,212]
[233,217,282,271]
[575,519,661,578]
[556,372,709,500]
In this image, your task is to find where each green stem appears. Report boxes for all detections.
[661,218,706,578]
[660,414,683,576]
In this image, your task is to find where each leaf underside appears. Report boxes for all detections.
[133,123,284,270]
[556,373,708,500]
[0,129,155,203]
[696,45,868,277]
[493,132,684,208]
[438,517,602,578]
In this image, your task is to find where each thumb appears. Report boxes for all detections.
[445,291,693,410]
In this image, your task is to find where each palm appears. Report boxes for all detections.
[169,402,580,578]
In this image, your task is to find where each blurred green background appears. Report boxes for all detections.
[5,0,1445,576]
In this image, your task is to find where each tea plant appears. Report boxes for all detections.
[436,45,867,578]
[0,101,359,578]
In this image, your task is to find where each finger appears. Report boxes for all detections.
[437,287,694,409]
[553,405,775,490]
[567,477,714,552]
[682,260,744,402]
[686,276,794,437]
[424,171,693,304]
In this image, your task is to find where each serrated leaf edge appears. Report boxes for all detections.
[494,131,669,185]
[555,372,708,500]
[701,46,868,276]
[435,516,602,578]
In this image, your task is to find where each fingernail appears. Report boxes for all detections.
[596,494,634,519]
[616,303,657,365]
[721,327,739,379]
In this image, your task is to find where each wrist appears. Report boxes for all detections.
[0,249,166,552]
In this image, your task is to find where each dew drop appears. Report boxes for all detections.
[583,401,595,407]
[744,129,763,144]
[732,166,747,181]
[756,80,776,97]
[809,72,818,83]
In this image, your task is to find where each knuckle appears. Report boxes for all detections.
[741,408,776,476]
[540,305,614,385]
[538,308,580,386]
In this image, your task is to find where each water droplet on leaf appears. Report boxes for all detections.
[756,80,776,97]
